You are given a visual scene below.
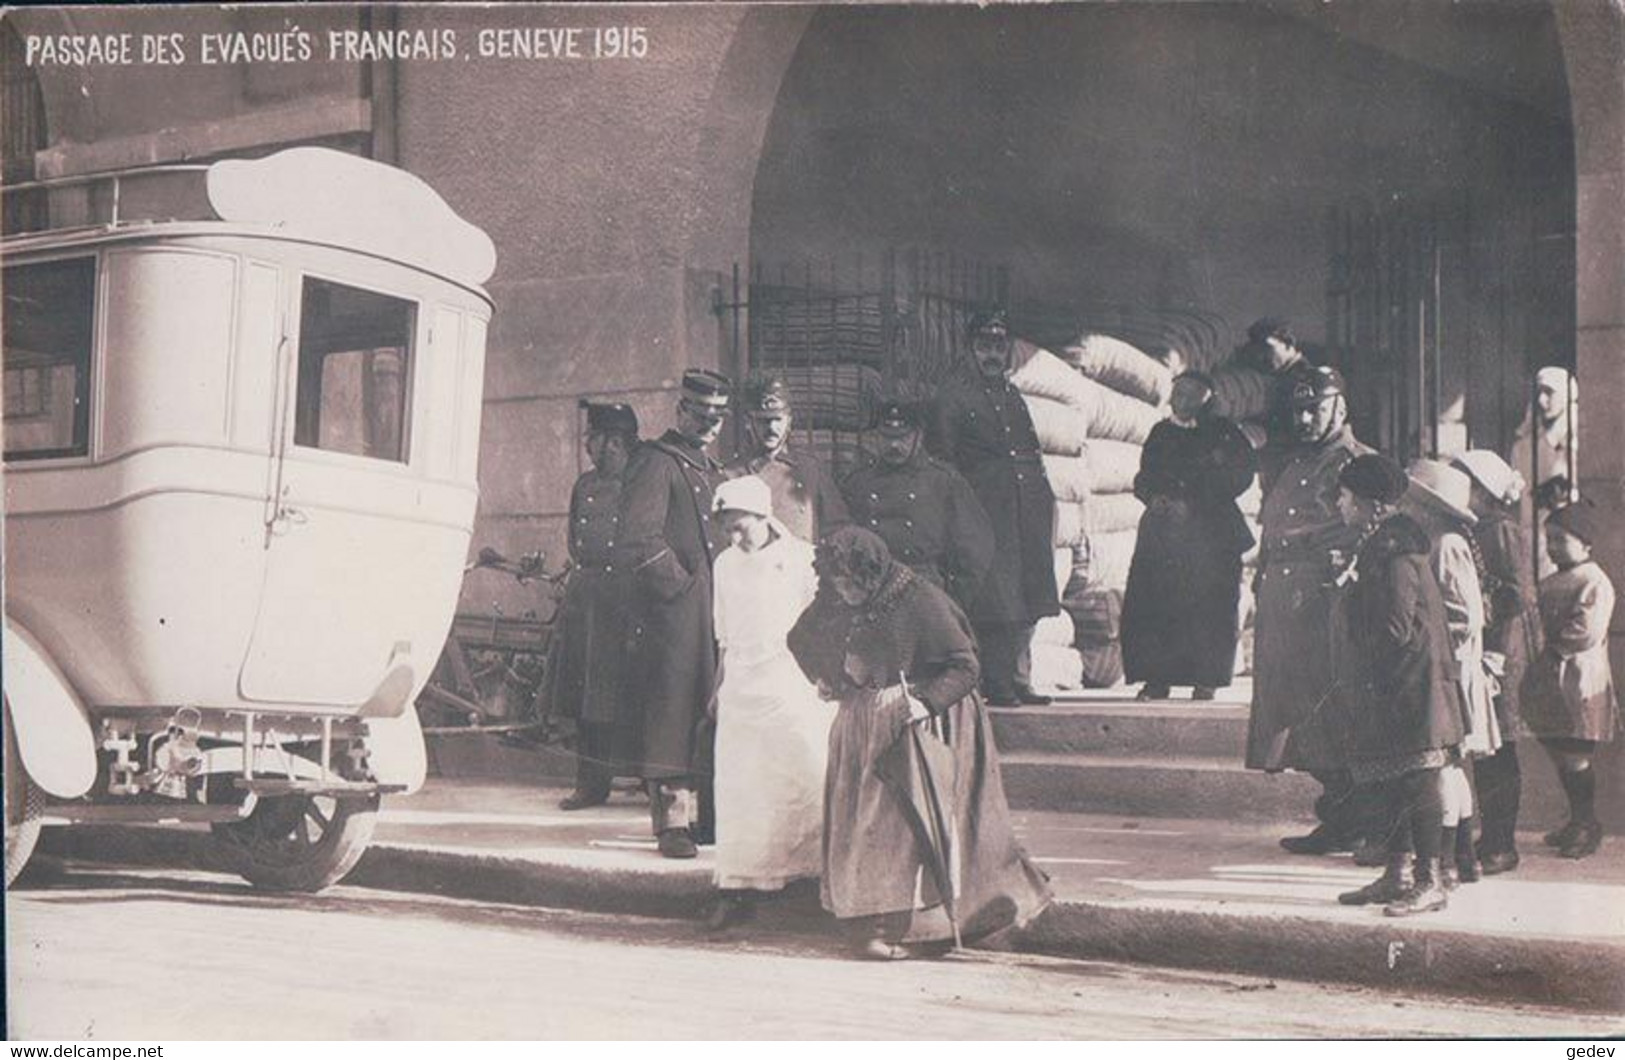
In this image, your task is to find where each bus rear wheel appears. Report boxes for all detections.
[212,792,378,892]
[4,705,44,887]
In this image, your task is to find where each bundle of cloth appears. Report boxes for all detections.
[1008,335,1171,689]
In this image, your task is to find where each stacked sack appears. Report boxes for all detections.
[1009,335,1168,690]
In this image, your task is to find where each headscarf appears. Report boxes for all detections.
[816,526,910,605]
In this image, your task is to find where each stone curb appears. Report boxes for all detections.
[35,826,1625,1013]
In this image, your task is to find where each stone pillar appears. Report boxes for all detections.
[1555,0,1625,826]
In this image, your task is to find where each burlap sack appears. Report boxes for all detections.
[1053,501,1085,548]
[1033,610,1078,648]
[1063,333,1174,407]
[1077,529,1136,592]
[1028,643,1085,692]
[1024,395,1089,457]
[1053,546,1073,600]
[1084,439,1143,494]
[1081,491,1147,534]
[1042,453,1091,503]
[1088,385,1165,444]
[1010,341,1102,417]
[1210,363,1274,423]
[776,363,886,432]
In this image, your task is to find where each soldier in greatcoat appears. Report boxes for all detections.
[841,399,996,615]
[617,369,731,859]
[926,309,1061,706]
[726,372,849,543]
[1242,365,1377,856]
[551,401,640,811]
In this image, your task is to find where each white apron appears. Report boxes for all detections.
[712,532,836,890]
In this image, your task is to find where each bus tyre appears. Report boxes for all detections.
[212,793,379,892]
[5,709,45,887]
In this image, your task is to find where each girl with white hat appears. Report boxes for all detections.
[1405,458,1502,888]
[1452,449,1542,874]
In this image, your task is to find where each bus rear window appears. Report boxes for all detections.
[295,277,416,463]
[3,257,96,461]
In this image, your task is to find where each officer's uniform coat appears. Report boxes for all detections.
[728,444,850,544]
[840,452,996,613]
[546,468,635,740]
[927,374,1061,626]
[617,430,727,781]
[1244,424,1372,771]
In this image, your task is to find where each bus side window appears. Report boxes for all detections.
[294,277,417,464]
[3,257,96,461]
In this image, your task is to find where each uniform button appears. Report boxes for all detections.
[905,520,914,528]
[1283,567,1292,576]
[1288,507,1297,516]
[908,493,916,501]
[1016,473,1025,481]
[1300,479,1309,487]
[605,565,614,573]
[693,486,700,493]
[586,495,594,503]
[869,518,879,526]
[870,493,879,501]
[1010,450,1018,456]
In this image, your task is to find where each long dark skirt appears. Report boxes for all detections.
[822,687,1052,944]
[1121,506,1243,689]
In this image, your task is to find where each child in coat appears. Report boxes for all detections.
[1522,499,1619,859]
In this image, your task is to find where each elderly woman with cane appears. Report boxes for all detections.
[787,526,1051,960]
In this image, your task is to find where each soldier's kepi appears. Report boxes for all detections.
[728,372,850,544]
[616,367,732,859]
[1244,359,1379,858]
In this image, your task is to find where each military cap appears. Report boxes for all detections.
[680,368,732,410]
[741,373,792,417]
[968,307,1010,338]
[874,398,923,437]
[1289,365,1346,408]
[1548,497,1604,547]
[1339,453,1409,505]
[580,400,638,437]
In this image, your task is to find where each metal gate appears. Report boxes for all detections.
[713,249,1008,478]
[1325,188,1576,465]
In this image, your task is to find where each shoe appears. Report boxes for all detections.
[1351,838,1389,868]
[1439,860,1460,891]
[1456,855,1482,884]
[1191,686,1217,701]
[1135,684,1171,702]
[1560,821,1604,859]
[982,685,1020,707]
[1544,820,1582,848]
[1384,860,1449,917]
[1337,854,1413,906]
[1014,685,1053,706]
[658,828,698,859]
[1280,826,1352,856]
[1479,849,1521,876]
[689,825,716,847]
[855,939,910,961]
[558,790,609,811]
[703,894,755,933]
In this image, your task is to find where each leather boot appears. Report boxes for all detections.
[1337,853,1413,906]
[1384,858,1449,917]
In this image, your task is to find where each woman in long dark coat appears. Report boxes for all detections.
[787,527,1051,959]
[1121,372,1257,700]
[1332,455,1465,918]
[1453,450,1542,874]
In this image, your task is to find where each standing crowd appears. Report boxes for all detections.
[542,310,1616,955]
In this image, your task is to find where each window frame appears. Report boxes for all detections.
[2,254,99,463]
[288,270,421,468]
